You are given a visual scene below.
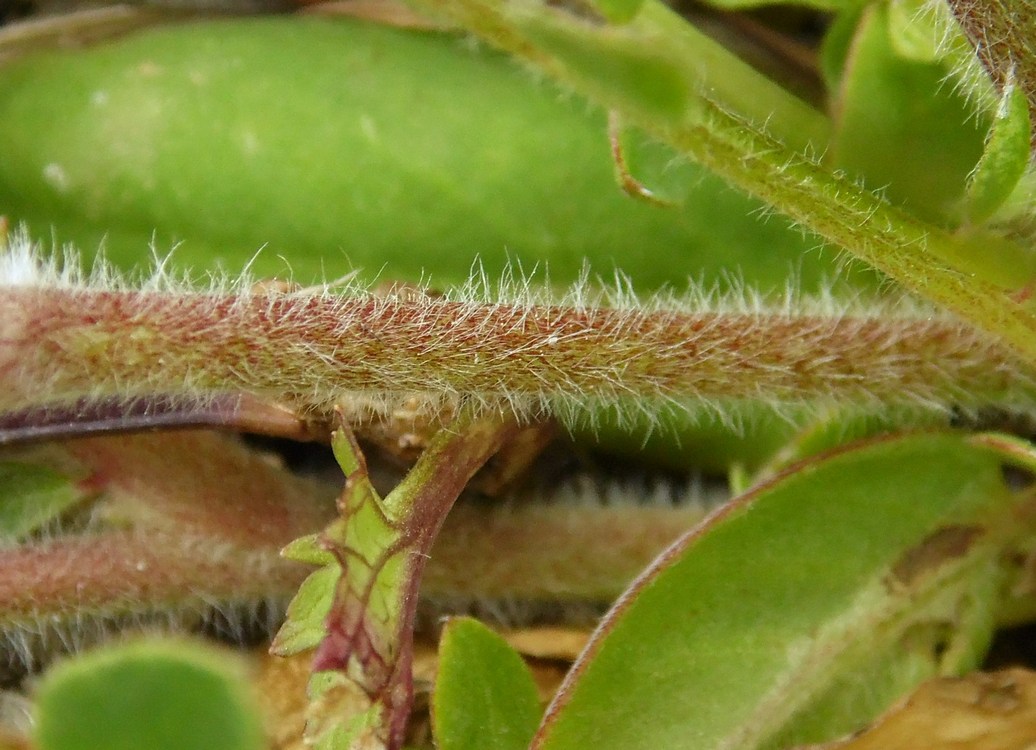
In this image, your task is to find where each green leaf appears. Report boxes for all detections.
[819,7,865,91]
[751,407,948,482]
[34,639,265,750]
[433,617,541,750]
[510,13,689,122]
[886,0,944,62]
[695,0,850,9]
[963,82,1032,225]
[271,428,405,745]
[270,561,340,656]
[532,432,1021,749]
[0,461,86,542]
[574,407,804,475]
[831,4,989,224]
[586,0,646,25]
[0,16,838,294]
[273,418,521,749]
[281,532,336,567]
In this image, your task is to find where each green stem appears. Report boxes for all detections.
[410,0,1036,363]
[630,0,830,151]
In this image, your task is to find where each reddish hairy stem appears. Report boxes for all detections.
[0,531,302,626]
[63,431,335,546]
[3,286,1035,422]
[1,428,708,678]
[427,501,710,600]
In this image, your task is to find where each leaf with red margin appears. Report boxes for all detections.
[532,432,1032,750]
[273,414,520,750]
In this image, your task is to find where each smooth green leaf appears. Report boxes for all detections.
[532,432,1020,749]
[433,617,541,750]
[751,407,948,482]
[886,0,943,62]
[830,4,988,224]
[963,82,1032,225]
[0,461,86,542]
[34,639,265,750]
[819,7,865,91]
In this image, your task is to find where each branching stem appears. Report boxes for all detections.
[407,0,1036,363]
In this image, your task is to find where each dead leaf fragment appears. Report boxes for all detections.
[502,627,591,662]
[257,651,311,750]
[257,629,583,748]
[810,668,1036,750]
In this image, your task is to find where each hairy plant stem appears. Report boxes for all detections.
[0,530,297,640]
[407,0,1036,364]
[0,430,710,678]
[3,284,1036,426]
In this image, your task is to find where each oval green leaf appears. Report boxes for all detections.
[433,617,542,750]
[0,16,842,294]
[830,4,988,224]
[34,639,265,750]
[532,432,1021,749]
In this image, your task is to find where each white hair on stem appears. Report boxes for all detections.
[2,229,1035,434]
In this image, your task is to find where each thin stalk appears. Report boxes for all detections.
[3,284,1036,426]
[0,394,324,446]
